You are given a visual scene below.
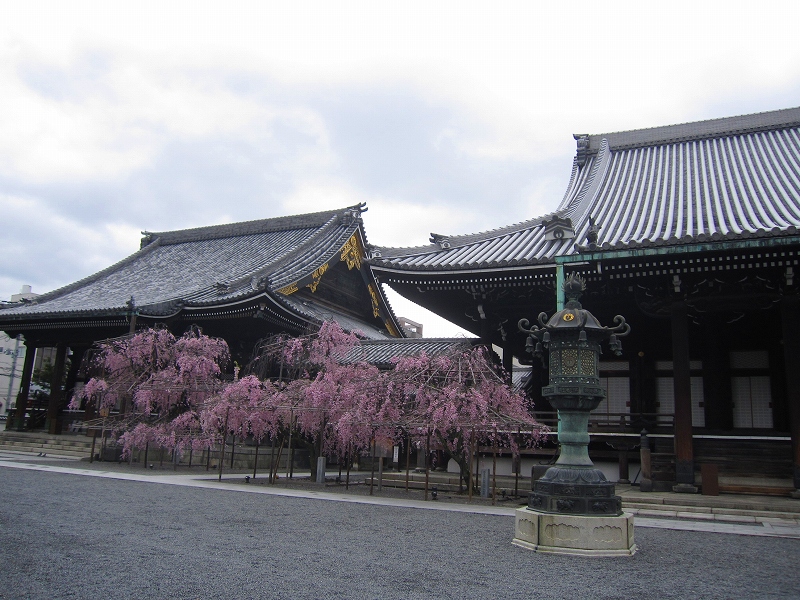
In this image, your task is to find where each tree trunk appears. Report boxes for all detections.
[438,433,470,492]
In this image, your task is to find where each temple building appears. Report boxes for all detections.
[369,107,800,493]
[0,204,406,432]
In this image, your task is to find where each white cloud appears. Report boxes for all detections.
[0,48,285,183]
[365,200,476,248]
[2,0,800,310]
[0,193,141,294]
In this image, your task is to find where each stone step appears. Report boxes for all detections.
[0,436,93,447]
[0,439,94,450]
[0,446,91,458]
[622,501,800,521]
[0,432,95,458]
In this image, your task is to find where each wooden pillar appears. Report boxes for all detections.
[671,302,696,489]
[11,343,36,431]
[780,297,800,492]
[45,344,68,434]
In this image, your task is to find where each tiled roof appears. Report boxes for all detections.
[369,107,800,273]
[370,215,567,271]
[279,295,391,340]
[341,337,476,366]
[563,116,800,251]
[0,206,371,320]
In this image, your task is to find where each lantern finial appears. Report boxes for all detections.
[563,273,586,308]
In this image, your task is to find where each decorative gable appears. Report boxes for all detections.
[541,217,575,242]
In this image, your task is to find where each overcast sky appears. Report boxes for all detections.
[2,1,800,336]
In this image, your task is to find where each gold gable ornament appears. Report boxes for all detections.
[340,234,364,270]
[277,283,299,295]
[307,263,329,293]
[368,284,381,318]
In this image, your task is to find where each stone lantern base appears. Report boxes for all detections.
[512,508,637,557]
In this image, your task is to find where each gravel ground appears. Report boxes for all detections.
[1,466,799,600]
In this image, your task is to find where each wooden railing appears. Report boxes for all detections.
[533,411,675,432]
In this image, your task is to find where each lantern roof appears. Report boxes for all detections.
[544,275,605,333]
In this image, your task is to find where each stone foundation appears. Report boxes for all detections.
[512,508,636,556]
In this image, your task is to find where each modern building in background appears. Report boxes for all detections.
[0,332,24,417]
[396,317,423,338]
[0,286,39,417]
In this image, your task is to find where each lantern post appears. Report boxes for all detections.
[512,274,637,556]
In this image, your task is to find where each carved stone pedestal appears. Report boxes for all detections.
[512,508,636,557]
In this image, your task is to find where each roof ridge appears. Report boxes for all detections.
[586,106,800,153]
[143,205,364,246]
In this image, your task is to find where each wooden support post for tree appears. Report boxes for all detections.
[144,441,149,469]
[345,445,351,490]
[218,406,231,481]
[468,428,475,501]
[378,450,384,492]
[205,446,210,471]
[492,426,497,506]
[369,436,376,496]
[287,411,294,480]
[405,432,411,493]
[425,428,431,501]
[230,436,236,469]
[253,439,259,479]
[218,436,226,481]
[269,436,275,484]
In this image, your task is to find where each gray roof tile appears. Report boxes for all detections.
[341,338,477,366]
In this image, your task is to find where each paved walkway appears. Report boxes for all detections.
[2,448,799,540]
[3,449,800,599]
